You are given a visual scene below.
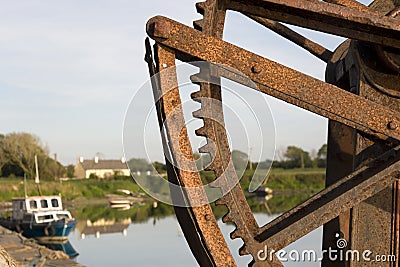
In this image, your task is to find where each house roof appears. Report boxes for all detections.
[80,160,128,170]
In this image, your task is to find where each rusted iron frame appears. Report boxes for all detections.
[148,43,236,266]
[189,1,273,264]
[245,15,333,63]
[145,40,217,266]
[322,0,370,12]
[146,16,400,142]
[255,145,400,251]
[226,0,400,49]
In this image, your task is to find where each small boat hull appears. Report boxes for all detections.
[109,199,131,205]
[0,218,76,241]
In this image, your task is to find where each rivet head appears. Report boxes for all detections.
[251,64,262,74]
[388,121,398,130]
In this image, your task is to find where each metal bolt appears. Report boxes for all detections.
[388,121,398,130]
[148,20,171,39]
[251,64,262,74]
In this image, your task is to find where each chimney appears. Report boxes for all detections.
[94,156,99,163]
[79,156,84,163]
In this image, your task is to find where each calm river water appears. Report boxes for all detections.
[63,197,322,267]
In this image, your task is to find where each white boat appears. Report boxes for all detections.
[0,155,76,241]
[0,195,77,242]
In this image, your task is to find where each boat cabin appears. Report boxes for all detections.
[11,196,64,221]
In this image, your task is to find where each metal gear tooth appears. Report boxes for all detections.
[190,90,203,100]
[195,1,206,15]
[222,212,233,223]
[204,161,219,172]
[198,142,213,154]
[192,109,204,118]
[189,1,261,264]
[191,92,202,103]
[190,73,206,84]
[193,19,204,31]
[239,243,250,256]
[230,229,241,240]
[215,198,227,206]
[208,177,224,188]
[195,126,207,136]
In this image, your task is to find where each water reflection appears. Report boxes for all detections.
[76,218,131,239]
[39,240,79,259]
[11,193,318,266]
[70,201,175,227]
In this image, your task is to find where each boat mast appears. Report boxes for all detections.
[23,173,27,198]
[34,155,42,196]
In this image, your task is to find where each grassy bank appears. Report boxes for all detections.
[0,177,143,202]
[238,167,325,194]
[267,168,325,193]
[0,168,326,202]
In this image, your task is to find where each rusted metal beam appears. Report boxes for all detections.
[146,16,400,142]
[255,145,400,251]
[227,0,400,49]
[323,0,370,12]
[150,43,236,267]
[245,15,333,62]
[146,39,220,267]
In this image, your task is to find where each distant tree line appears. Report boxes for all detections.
[0,132,65,179]
[0,132,327,180]
[144,144,328,174]
[272,144,327,169]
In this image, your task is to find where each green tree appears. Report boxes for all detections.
[317,144,327,168]
[66,164,75,178]
[1,132,48,178]
[152,161,166,174]
[127,158,151,172]
[41,157,66,180]
[284,146,312,169]
[317,144,327,159]
[0,132,64,180]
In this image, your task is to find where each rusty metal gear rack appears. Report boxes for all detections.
[144,0,400,266]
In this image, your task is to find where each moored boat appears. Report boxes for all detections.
[0,195,76,242]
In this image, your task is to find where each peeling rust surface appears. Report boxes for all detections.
[190,1,278,266]
[150,44,235,267]
[256,146,400,251]
[247,15,333,63]
[144,1,400,266]
[228,0,400,49]
[146,16,400,142]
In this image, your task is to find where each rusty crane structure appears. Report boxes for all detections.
[144,0,400,266]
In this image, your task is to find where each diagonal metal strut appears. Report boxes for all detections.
[146,16,400,142]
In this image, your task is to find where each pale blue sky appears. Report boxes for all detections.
[0,0,372,164]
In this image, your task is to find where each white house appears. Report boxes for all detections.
[74,157,130,179]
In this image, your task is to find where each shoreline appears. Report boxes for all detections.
[0,225,85,267]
